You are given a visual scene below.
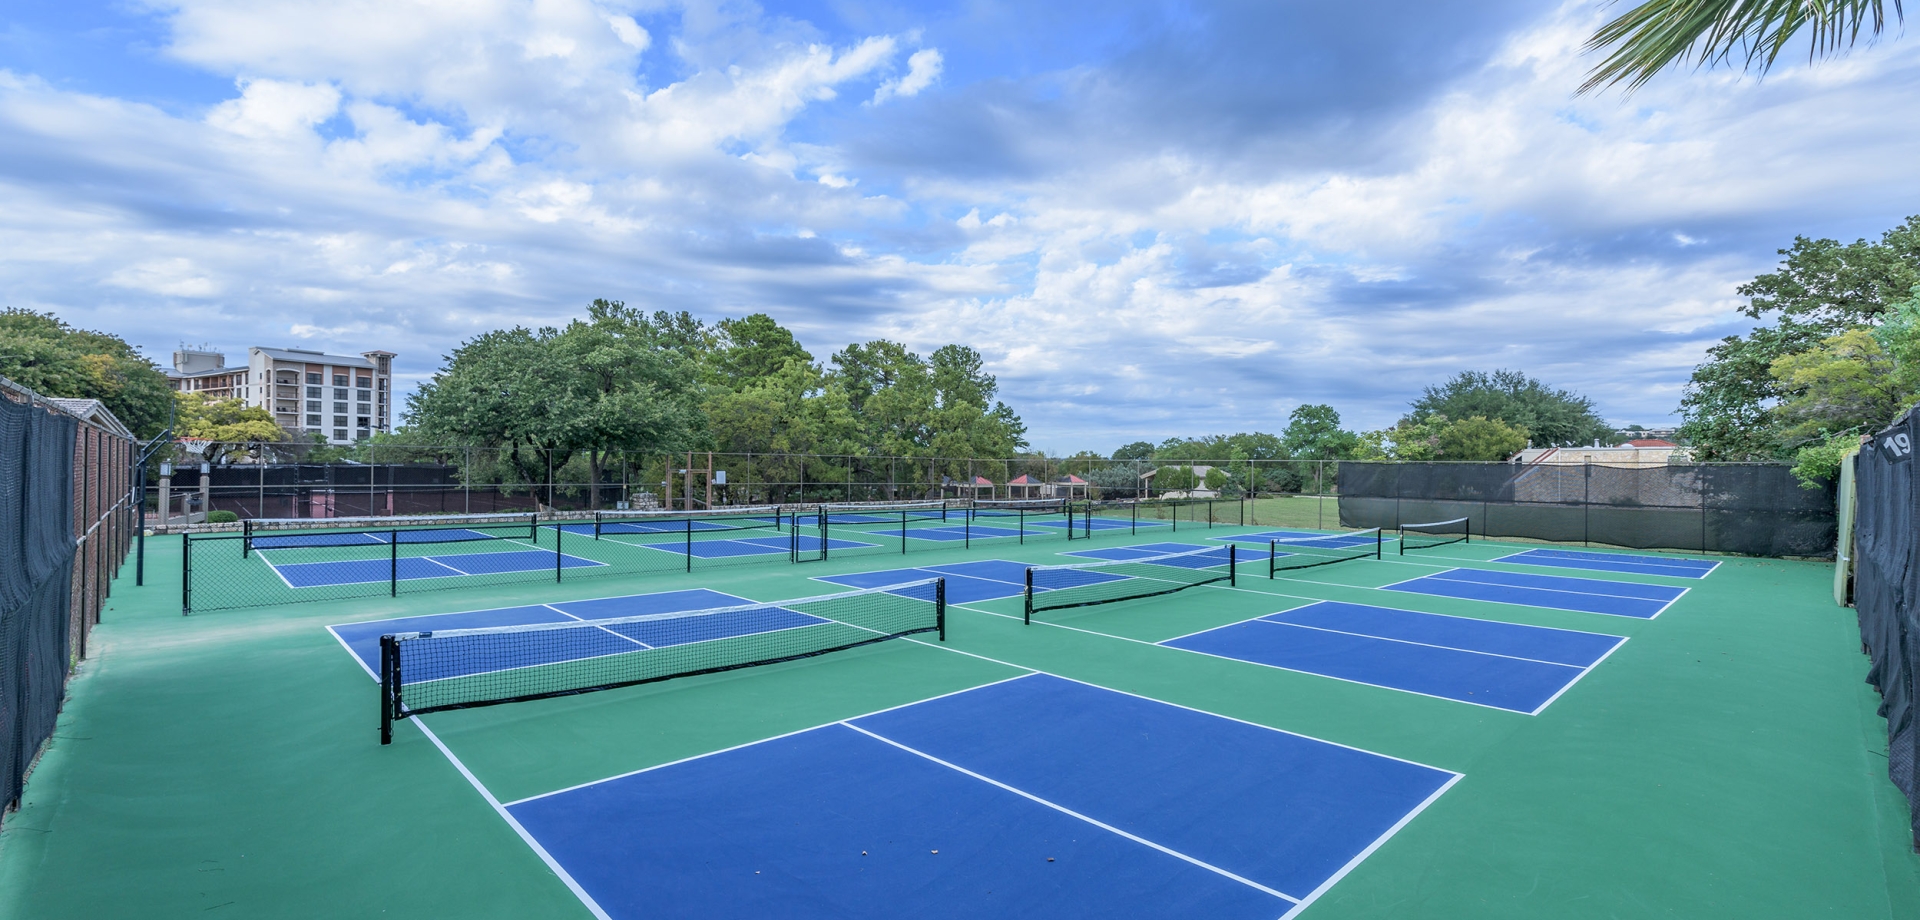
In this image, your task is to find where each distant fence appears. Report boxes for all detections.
[0,377,135,825]
[1336,461,1835,558]
[140,447,1345,527]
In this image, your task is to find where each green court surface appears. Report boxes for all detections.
[2,523,1917,919]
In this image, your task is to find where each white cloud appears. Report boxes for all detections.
[873,48,942,104]
[206,79,340,138]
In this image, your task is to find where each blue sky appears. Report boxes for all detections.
[3,0,1918,453]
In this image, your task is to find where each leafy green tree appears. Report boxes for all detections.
[1153,466,1198,491]
[711,313,811,386]
[1112,441,1155,460]
[1435,416,1530,461]
[0,308,173,437]
[407,301,705,508]
[1582,0,1906,94]
[1412,371,1611,447]
[174,392,286,461]
[1678,217,1920,458]
[1357,417,1445,461]
[1281,405,1360,459]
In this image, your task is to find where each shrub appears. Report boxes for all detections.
[206,510,239,523]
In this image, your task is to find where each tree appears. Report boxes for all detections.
[1112,441,1155,460]
[174,392,285,461]
[710,313,811,387]
[1581,0,1906,94]
[0,308,173,437]
[406,300,706,509]
[1281,405,1360,459]
[1678,217,1920,459]
[1435,416,1530,461]
[1411,370,1612,447]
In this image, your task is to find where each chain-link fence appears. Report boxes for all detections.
[1335,460,1834,557]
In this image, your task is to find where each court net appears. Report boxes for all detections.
[378,578,947,744]
[1399,517,1469,554]
[1268,529,1381,576]
[1023,545,1235,623]
[593,506,784,537]
[243,513,539,556]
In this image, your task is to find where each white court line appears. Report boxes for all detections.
[1240,619,1597,670]
[409,718,615,920]
[842,721,1298,905]
[1150,638,1542,716]
[544,603,653,650]
[1526,635,1630,716]
[253,550,300,591]
[1369,574,1679,620]
[1488,551,1719,579]
[1278,772,1464,920]
[501,673,1038,806]
[1427,568,1689,603]
[323,588,758,630]
[421,556,471,576]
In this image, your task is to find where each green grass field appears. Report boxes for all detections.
[1,520,1915,918]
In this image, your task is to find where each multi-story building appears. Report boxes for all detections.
[167,347,397,444]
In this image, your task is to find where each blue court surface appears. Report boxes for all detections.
[614,534,876,558]
[901,524,1054,542]
[1491,548,1720,579]
[555,517,782,536]
[1162,601,1626,713]
[1382,568,1687,618]
[817,560,1039,603]
[266,549,605,588]
[1214,530,1377,549]
[1063,542,1258,568]
[250,527,515,549]
[501,673,1459,920]
[327,588,793,676]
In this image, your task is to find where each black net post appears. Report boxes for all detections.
[900,510,908,555]
[555,523,564,582]
[685,517,693,572]
[181,532,191,615]
[389,529,398,597]
[1132,501,1137,534]
[242,518,252,558]
[1269,539,1276,579]
[379,634,396,745]
[1023,567,1034,625]
[936,577,946,641]
[1374,528,1382,558]
[964,508,971,549]
[1019,508,1026,545]
[1229,543,1237,587]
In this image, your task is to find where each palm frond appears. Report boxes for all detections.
[1579,0,1904,95]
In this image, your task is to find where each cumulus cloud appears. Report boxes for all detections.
[873,48,942,104]
[2,1,1918,449]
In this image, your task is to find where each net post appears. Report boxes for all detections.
[1465,519,1471,545]
[1023,568,1034,625]
[181,532,191,615]
[1229,543,1237,587]
[390,529,399,597]
[900,510,907,555]
[936,578,947,642]
[379,635,396,745]
[1019,508,1026,545]
[685,517,693,572]
[1269,539,1276,579]
[1398,525,1405,556]
[1374,527,1382,559]
[964,507,971,549]
[1131,501,1136,535]
[242,518,252,558]
[818,507,829,560]
[593,510,602,540]
[555,523,564,582]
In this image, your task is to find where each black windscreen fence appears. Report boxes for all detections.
[1853,406,1919,848]
[0,394,78,816]
[1336,461,1835,558]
